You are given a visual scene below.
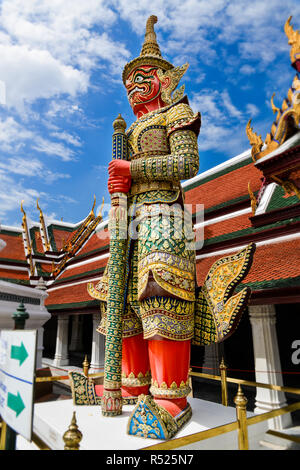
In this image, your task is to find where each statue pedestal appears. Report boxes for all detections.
[16,398,269,450]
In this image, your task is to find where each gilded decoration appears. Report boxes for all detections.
[52,196,104,278]
[246,17,300,163]
[193,243,256,346]
[20,200,35,276]
[36,198,51,252]
[246,17,300,200]
[246,74,300,162]
[285,16,300,67]
[127,394,192,439]
[150,379,191,398]
[121,370,151,387]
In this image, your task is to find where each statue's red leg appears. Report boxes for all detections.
[121,333,151,398]
[148,337,191,417]
[95,333,150,400]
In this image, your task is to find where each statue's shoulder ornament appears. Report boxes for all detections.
[166,98,201,138]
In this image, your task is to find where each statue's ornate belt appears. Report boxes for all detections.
[130,150,169,160]
[130,180,180,195]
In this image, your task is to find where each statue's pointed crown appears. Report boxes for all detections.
[122,15,173,84]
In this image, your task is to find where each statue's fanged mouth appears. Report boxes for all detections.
[128,86,145,100]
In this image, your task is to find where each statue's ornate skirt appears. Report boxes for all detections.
[97,196,196,342]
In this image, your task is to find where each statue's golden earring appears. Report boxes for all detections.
[157,63,189,105]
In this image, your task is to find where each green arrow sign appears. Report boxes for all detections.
[7,391,26,417]
[10,342,28,366]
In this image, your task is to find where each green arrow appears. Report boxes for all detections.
[10,342,28,366]
[7,391,25,417]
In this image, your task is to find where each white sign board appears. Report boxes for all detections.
[0,330,37,441]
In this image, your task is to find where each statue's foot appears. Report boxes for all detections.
[95,384,149,405]
[69,371,147,406]
[127,394,192,440]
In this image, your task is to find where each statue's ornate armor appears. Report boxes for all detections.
[96,99,200,343]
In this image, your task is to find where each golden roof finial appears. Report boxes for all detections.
[284,16,300,68]
[140,15,162,58]
[246,119,263,162]
[248,182,257,216]
[90,195,96,217]
[270,93,280,116]
[36,198,42,216]
[20,199,26,217]
[97,197,105,218]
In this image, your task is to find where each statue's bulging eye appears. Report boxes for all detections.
[135,75,144,83]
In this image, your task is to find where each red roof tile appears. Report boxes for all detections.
[33,230,44,253]
[0,268,29,280]
[185,163,263,210]
[0,234,26,261]
[45,279,95,306]
[76,228,109,256]
[57,257,108,280]
[196,238,300,287]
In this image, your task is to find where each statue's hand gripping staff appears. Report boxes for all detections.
[102,114,128,416]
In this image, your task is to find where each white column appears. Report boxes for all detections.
[53,315,69,367]
[249,305,292,430]
[35,327,45,370]
[89,313,105,374]
[69,315,83,351]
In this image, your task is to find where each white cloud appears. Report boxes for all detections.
[0,44,88,111]
[50,131,82,147]
[190,88,250,154]
[0,156,71,184]
[32,136,77,161]
[222,90,242,119]
[0,116,33,152]
[0,169,41,218]
[0,0,130,112]
[240,65,256,75]
[246,103,260,118]
[114,0,300,71]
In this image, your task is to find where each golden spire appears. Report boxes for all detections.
[122,15,173,84]
[140,15,162,58]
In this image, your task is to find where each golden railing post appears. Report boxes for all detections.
[234,384,249,450]
[63,412,82,450]
[219,358,228,406]
[0,421,7,450]
[83,355,89,377]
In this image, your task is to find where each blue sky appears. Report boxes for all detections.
[0,0,299,228]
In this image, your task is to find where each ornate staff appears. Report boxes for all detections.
[102,114,128,416]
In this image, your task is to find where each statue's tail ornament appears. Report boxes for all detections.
[193,243,256,347]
